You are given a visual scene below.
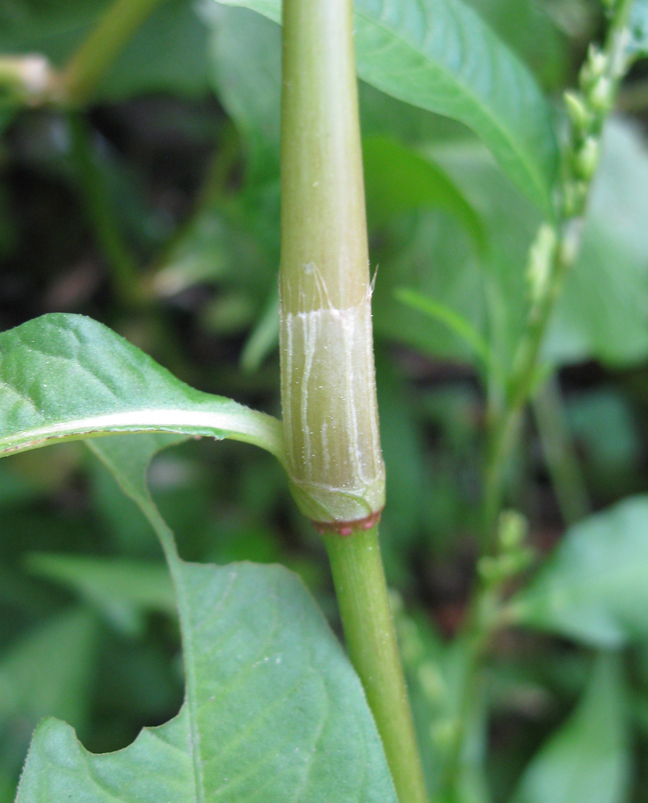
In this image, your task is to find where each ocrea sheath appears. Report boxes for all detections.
[280,266,385,525]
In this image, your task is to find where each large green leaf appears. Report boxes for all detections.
[0,314,285,463]
[211,6,281,185]
[508,496,648,648]
[16,432,398,801]
[511,654,630,803]
[215,0,558,211]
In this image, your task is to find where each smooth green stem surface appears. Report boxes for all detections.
[279,0,384,525]
[325,527,428,803]
[62,0,166,105]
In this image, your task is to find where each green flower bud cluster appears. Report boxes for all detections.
[478,510,534,587]
[563,2,632,217]
[562,43,612,214]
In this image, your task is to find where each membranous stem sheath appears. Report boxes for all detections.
[280,0,385,527]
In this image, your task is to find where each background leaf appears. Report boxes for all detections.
[508,496,648,648]
[545,119,648,366]
[511,654,630,803]
[0,609,98,799]
[627,0,648,61]
[362,134,485,250]
[210,6,281,186]
[25,553,176,633]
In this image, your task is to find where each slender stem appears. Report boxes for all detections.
[532,374,590,525]
[325,527,428,803]
[61,0,166,105]
[481,0,635,545]
[68,113,142,306]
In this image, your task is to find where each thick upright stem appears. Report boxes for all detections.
[280,0,426,798]
[280,0,384,526]
[325,528,428,803]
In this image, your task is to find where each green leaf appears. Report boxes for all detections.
[511,654,630,803]
[17,433,398,802]
[0,609,97,729]
[371,203,488,366]
[395,286,492,368]
[0,609,98,801]
[362,135,485,250]
[0,314,285,464]
[627,0,648,61]
[508,496,648,648]
[416,121,648,372]
[25,553,176,614]
[464,0,568,90]
[215,0,558,211]
[210,7,281,185]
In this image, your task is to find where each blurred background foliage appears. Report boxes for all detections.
[3,0,648,801]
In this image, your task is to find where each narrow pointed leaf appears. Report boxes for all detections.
[214,0,558,211]
[25,553,177,615]
[0,314,285,464]
[511,654,630,803]
[395,286,492,368]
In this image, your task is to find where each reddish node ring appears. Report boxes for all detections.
[312,510,382,537]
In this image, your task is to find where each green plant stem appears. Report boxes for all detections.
[325,527,428,803]
[68,113,142,306]
[61,0,166,105]
[482,0,635,545]
[532,374,590,525]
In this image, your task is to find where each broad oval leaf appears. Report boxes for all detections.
[214,0,558,212]
[17,562,399,803]
[0,314,285,464]
[17,433,398,803]
[508,496,648,648]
